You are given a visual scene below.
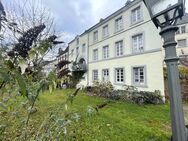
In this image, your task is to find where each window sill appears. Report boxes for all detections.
[102,57,109,60]
[93,40,98,44]
[102,35,109,39]
[114,28,124,34]
[133,84,148,88]
[114,82,125,86]
[132,51,144,55]
[130,19,143,27]
[115,55,124,58]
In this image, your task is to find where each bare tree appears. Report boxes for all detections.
[0,0,64,81]
[2,0,55,42]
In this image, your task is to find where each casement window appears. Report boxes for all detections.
[102,69,109,81]
[181,26,186,33]
[71,49,74,56]
[115,40,123,57]
[93,31,98,42]
[131,6,142,24]
[115,16,123,32]
[132,33,144,53]
[103,45,109,59]
[82,44,86,53]
[103,25,109,37]
[177,25,186,34]
[93,49,98,61]
[133,67,146,86]
[76,38,79,45]
[76,47,79,55]
[93,70,98,81]
[115,68,124,83]
[177,39,187,47]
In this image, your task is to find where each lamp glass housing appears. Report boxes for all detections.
[143,0,185,28]
[150,0,178,15]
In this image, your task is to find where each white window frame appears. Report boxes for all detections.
[115,68,124,84]
[115,40,124,57]
[102,25,109,38]
[93,49,98,61]
[93,31,98,42]
[76,47,79,55]
[115,16,123,32]
[177,39,187,47]
[92,70,98,81]
[177,25,186,34]
[102,69,109,82]
[181,26,186,33]
[132,66,146,86]
[132,33,144,54]
[71,49,74,56]
[131,6,142,24]
[82,44,86,53]
[76,38,79,45]
[103,45,109,59]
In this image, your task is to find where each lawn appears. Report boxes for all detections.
[1,89,171,141]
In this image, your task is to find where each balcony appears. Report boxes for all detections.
[72,63,87,72]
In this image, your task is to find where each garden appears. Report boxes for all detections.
[0,0,182,140]
[1,89,171,141]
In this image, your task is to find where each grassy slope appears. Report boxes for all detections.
[39,89,171,141]
[1,89,171,141]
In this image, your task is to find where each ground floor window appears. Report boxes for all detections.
[115,68,124,83]
[133,66,145,86]
[102,69,109,81]
[92,70,98,81]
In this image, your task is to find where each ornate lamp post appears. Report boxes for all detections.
[143,0,187,141]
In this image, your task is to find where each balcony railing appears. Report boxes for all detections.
[72,63,87,72]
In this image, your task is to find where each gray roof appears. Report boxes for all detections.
[177,13,188,25]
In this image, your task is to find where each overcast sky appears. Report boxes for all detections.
[41,0,188,43]
[2,0,188,44]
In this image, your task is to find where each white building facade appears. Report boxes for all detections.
[68,0,188,96]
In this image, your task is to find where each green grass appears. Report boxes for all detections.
[1,89,171,141]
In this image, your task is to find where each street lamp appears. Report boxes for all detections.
[143,0,187,141]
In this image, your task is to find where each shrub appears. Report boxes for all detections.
[92,81,114,96]
[89,84,164,105]
[130,90,164,105]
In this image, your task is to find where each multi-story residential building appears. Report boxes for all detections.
[68,0,188,97]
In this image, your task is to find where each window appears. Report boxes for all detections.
[115,40,123,57]
[177,26,186,34]
[93,70,98,81]
[115,16,123,32]
[131,6,142,24]
[93,31,98,42]
[103,25,109,37]
[176,30,180,34]
[102,69,109,81]
[76,38,79,45]
[82,44,86,53]
[115,68,124,83]
[93,49,98,61]
[76,47,79,55]
[132,34,144,53]
[177,39,187,47]
[71,49,74,56]
[181,26,186,33]
[103,45,109,59]
[133,67,145,86]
